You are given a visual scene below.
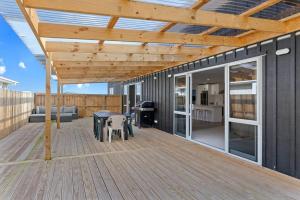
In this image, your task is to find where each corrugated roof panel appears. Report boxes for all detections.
[37,10,110,27]
[252,0,300,20]
[44,38,99,43]
[148,43,175,47]
[104,41,143,46]
[134,0,197,8]
[183,44,210,48]
[0,0,24,21]
[114,18,167,31]
[168,24,210,34]
[212,28,247,36]
[202,0,268,15]
[5,20,43,55]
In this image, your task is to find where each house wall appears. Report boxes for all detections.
[127,31,300,179]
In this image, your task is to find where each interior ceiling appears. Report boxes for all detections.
[0,0,299,84]
[192,67,224,87]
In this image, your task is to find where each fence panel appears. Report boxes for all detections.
[0,89,34,139]
[34,93,122,117]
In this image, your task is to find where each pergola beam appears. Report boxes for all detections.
[55,66,163,71]
[23,0,286,33]
[46,42,205,55]
[50,52,196,62]
[61,78,126,84]
[53,61,179,68]
[39,23,242,47]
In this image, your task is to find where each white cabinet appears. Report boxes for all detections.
[209,84,219,95]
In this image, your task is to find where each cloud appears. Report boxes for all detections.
[77,83,90,89]
[0,66,6,75]
[18,61,26,69]
[0,59,6,75]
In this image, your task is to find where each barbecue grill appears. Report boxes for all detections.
[132,101,155,128]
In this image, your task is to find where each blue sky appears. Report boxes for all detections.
[0,16,107,94]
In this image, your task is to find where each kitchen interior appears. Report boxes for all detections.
[191,67,225,150]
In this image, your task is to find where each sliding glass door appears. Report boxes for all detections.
[225,57,262,164]
[172,57,262,164]
[174,74,191,138]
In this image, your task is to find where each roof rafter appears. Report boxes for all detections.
[38,23,242,47]
[50,52,196,62]
[46,42,205,55]
[53,61,179,68]
[23,0,286,33]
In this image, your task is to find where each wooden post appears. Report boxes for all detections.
[45,58,51,160]
[56,79,61,129]
[61,84,64,106]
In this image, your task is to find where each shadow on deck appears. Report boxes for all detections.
[0,118,300,199]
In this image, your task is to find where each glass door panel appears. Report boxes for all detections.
[123,85,128,113]
[229,122,257,162]
[174,114,186,137]
[226,58,262,164]
[174,74,190,138]
[175,76,187,112]
[135,82,142,105]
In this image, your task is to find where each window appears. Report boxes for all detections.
[109,87,114,95]
[175,76,186,112]
[136,82,142,104]
[229,62,257,120]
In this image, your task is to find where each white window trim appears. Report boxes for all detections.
[173,55,264,165]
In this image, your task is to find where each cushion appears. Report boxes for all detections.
[63,106,75,113]
[51,107,57,113]
[36,106,45,114]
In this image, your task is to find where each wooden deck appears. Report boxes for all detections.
[0,118,300,200]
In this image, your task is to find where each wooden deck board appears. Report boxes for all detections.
[0,118,300,200]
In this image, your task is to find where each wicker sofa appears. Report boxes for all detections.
[29,106,78,123]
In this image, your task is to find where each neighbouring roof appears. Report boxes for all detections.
[0,76,18,85]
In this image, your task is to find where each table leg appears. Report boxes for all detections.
[100,118,104,142]
[124,119,128,140]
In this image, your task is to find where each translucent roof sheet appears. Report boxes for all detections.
[44,38,99,43]
[114,18,167,31]
[168,24,210,34]
[104,41,143,46]
[37,10,110,27]
[202,0,268,15]
[211,28,247,36]
[134,0,197,8]
[148,43,176,47]
[183,44,210,48]
[252,1,300,20]
[0,0,24,21]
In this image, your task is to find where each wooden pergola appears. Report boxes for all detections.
[16,0,300,160]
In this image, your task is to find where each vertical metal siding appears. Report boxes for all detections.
[127,32,300,179]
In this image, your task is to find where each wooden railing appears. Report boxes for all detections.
[34,93,122,117]
[0,89,34,139]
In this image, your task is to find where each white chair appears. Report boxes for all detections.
[107,115,126,143]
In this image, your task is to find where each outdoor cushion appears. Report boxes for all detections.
[51,107,57,114]
[63,106,75,113]
[36,106,45,114]
[29,114,45,123]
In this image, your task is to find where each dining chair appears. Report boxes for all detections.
[107,115,126,143]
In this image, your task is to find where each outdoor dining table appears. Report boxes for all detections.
[93,112,130,142]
